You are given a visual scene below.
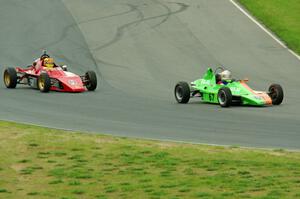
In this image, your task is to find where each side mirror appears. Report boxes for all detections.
[242,78,249,82]
[62,65,68,71]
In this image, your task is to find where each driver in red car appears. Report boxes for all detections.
[33,51,56,74]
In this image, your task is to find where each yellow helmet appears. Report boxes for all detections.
[44,58,54,68]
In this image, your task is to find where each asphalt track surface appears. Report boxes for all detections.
[0,0,299,149]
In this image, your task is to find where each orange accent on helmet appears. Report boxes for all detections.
[44,58,54,68]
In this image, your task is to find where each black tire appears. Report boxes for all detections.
[38,73,51,92]
[174,81,190,104]
[268,84,283,105]
[85,71,97,91]
[3,67,17,88]
[217,87,232,107]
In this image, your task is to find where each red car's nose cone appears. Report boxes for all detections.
[59,77,86,92]
[48,70,86,92]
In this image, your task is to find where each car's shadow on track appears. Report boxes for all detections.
[183,100,270,109]
[0,87,96,98]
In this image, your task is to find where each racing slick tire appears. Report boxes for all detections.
[3,67,17,88]
[85,71,97,91]
[218,87,232,107]
[38,73,51,93]
[174,81,190,104]
[268,84,283,105]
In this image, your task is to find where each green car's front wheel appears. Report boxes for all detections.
[218,87,232,107]
[268,84,283,105]
[175,82,190,104]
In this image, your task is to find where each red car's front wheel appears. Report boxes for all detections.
[38,73,51,93]
[85,71,97,91]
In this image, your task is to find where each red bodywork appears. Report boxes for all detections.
[16,66,86,92]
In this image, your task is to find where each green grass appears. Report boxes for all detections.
[238,0,300,55]
[1,121,300,198]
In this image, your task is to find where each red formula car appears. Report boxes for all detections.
[3,53,97,93]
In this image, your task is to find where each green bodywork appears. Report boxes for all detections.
[191,68,269,106]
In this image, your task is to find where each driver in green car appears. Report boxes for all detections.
[217,70,232,85]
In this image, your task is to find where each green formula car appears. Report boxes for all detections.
[174,67,283,107]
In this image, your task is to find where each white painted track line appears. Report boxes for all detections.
[229,0,300,61]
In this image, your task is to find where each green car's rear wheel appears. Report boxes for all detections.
[218,87,232,107]
[268,84,283,105]
[175,82,190,104]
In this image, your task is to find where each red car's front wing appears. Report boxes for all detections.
[48,70,86,92]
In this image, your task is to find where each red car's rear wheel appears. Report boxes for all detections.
[3,67,17,88]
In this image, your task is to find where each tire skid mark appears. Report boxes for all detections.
[92,4,145,52]
[155,2,223,66]
[77,3,138,25]
[92,2,189,69]
[150,0,172,29]
[37,4,138,58]
[79,3,146,71]
[93,2,188,52]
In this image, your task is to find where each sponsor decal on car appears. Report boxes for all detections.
[230,87,241,92]
[64,72,77,77]
[68,79,77,85]
[200,79,210,85]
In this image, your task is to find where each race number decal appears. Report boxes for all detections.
[209,93,214,101]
